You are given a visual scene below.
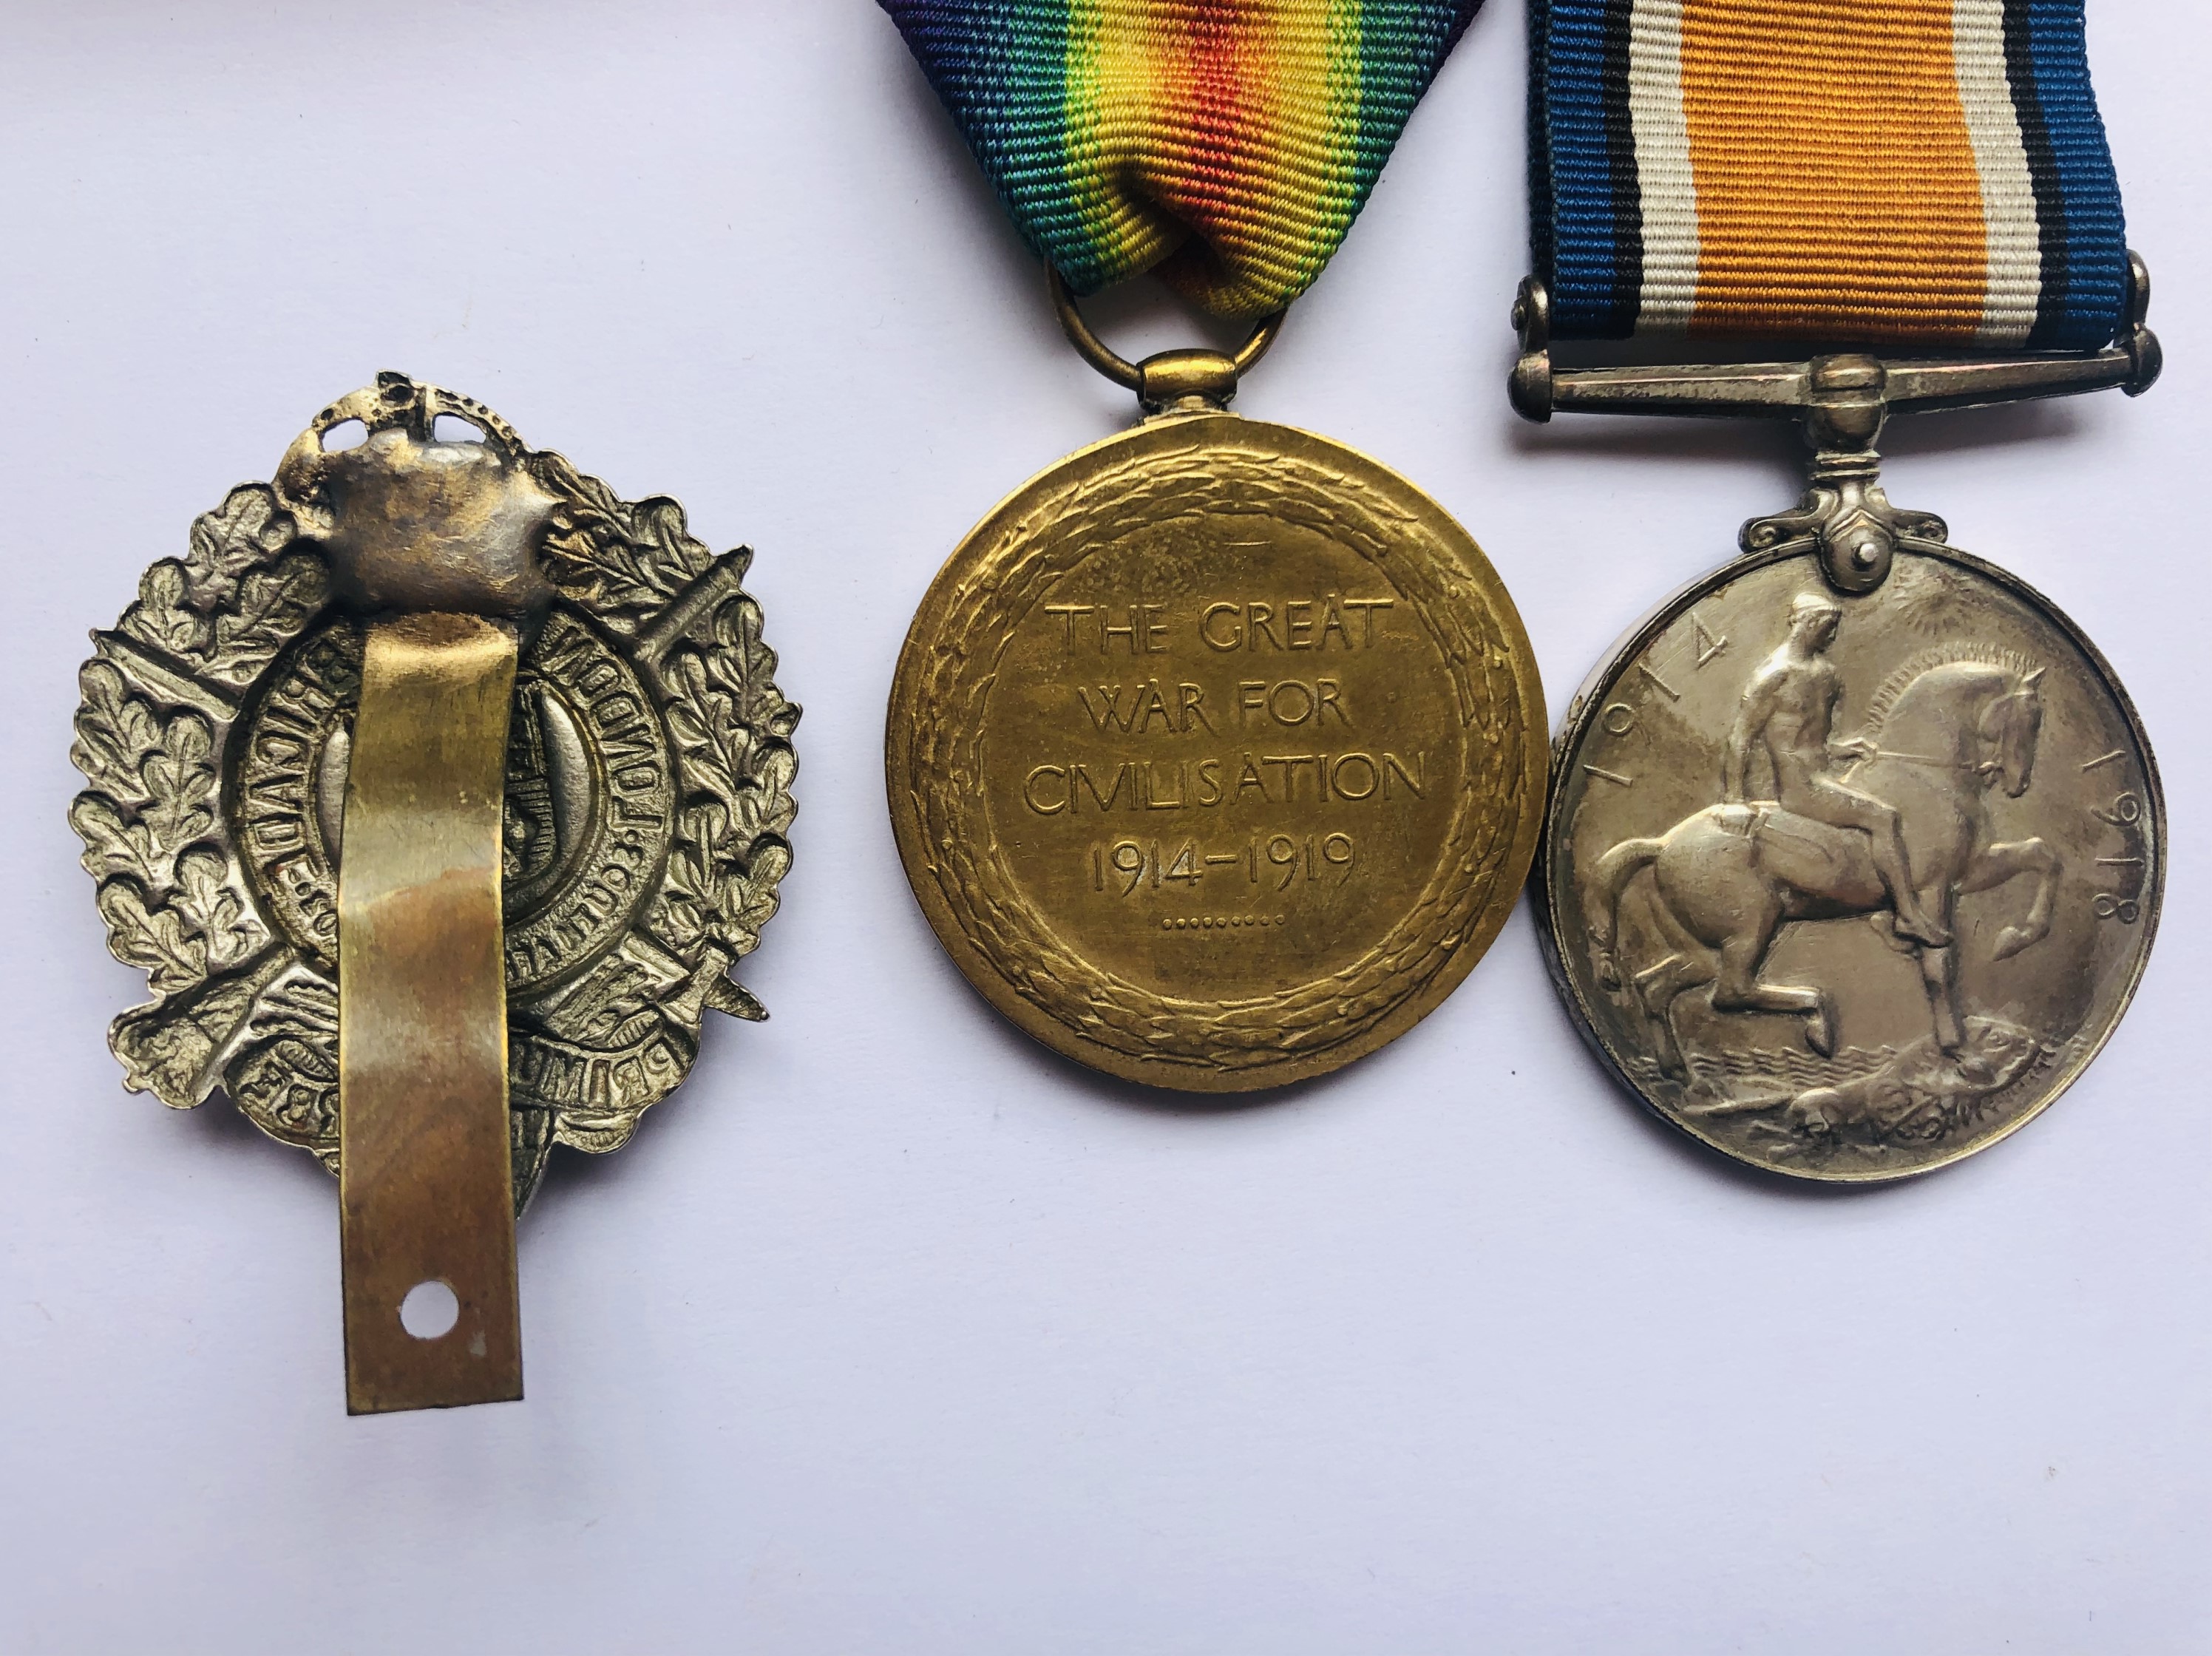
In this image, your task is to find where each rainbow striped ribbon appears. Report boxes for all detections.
[881,1,1481,317]
[1532,0,2130,348]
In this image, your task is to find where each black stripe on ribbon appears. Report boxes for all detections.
[1599,0,1643,330]
[2001,0,2068,347]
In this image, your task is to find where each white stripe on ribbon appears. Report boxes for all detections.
[1629,0,1698,330]
[1953,0,2043,343]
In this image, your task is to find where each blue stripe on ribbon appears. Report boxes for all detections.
[2015,0,2128,348]
[881,1,1092,288]
[1533,0,1638,336]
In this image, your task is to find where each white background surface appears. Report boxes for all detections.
[2,3,2205,1651]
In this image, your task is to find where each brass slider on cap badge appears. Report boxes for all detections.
[69,374,798,1411]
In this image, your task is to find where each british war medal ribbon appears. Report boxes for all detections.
[1530,0,2129,346]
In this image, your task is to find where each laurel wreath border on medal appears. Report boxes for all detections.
[70,399,797,1197]
[1535,534,2165,1183]
[893,415,1544,1085]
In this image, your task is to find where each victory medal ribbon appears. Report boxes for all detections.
[882,0,1480,316]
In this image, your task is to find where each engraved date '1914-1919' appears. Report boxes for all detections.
[1009,592,1436,936]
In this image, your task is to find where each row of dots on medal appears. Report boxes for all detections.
[1161,914,1291,930]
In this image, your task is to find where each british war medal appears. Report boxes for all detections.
[881,1,1545,1091]
[70,376,798,1408]
[1519,0,2161,1178]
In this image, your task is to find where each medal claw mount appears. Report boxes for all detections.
[69,373,798,1409]
[1510,251,2162,593]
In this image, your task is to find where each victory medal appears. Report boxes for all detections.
[881,1,1544,1091]
[1519,0,2162,1178]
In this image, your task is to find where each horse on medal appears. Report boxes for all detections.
[1584,597,2057,1078]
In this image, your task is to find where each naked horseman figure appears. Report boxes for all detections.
[1721,593,1950,946]
[1579,587,2060,1085]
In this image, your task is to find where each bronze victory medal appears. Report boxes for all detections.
[889,410,1545,1091]
[1540,540,2160,1181]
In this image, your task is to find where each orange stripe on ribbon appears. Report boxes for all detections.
[1680,0,1990,342]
